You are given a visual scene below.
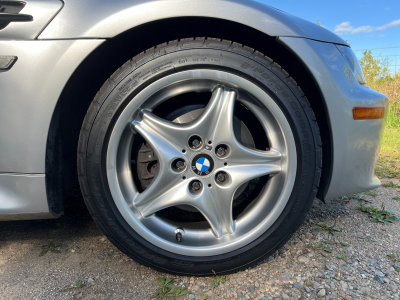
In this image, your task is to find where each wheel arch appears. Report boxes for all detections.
[46,17,332,213]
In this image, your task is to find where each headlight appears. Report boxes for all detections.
[336,45,366,85]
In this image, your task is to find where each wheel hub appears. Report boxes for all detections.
[190,151,215,177]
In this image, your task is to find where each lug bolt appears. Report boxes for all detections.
[192,139,200,148]
[215,144,228,157]
[191,180,202,191]
[216,146,226,157]
[172,158,186,171]
[188,135,202,149]
[176,160,185,170]
[216,172,227,183]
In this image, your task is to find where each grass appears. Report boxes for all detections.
[385,101,400,129]
[315,221,340,235]
[305,278,313,287]
[367,73,400,130]
[339,193,371,203]
[376,108,400,179]
[349,193,368,201]
[376,154,400,179]
[307,240,350,255]
[39,242,62,256]
[307,243,323,250]
[155,278,191,300]
[365,190,378,197]
[382,181,400,188]
[75,281,86,288]
[356,202,400,224]
[373,80,400,180]
[211,270,228,289]
[387,253,399,261]
[361,53,400,180]
[386,253,400,272]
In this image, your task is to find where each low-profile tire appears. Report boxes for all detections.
[78,37,322,275]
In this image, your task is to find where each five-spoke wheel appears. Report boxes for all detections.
[106,70,296,255]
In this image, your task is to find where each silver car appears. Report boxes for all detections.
[0,0,388,275]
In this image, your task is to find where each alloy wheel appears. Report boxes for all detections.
[106,69,297,256]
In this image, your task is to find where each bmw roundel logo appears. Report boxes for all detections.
[190,153,215,176]
[196,157,210,172]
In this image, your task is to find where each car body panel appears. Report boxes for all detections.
[0,173,53,220]
[38,0,346,46]
[0,39,104,173]
[279,37,387,199]
[0,0,63,40]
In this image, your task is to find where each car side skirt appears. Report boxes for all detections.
[0,173,56,220]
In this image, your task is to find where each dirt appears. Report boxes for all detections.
[1,179,400,300]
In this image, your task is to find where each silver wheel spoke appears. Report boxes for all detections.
[133,110,190,150]
[133,86,239,149]
[206,87,282,165]
[131,119,186,212]
[202,87,237,141]
[134,180,191,217]
[201,186,235,238]
[131,86,232,150]
[230,146,282,165]
[132,116,185,165]
[134,179,234,238]
[224,163,281,190]
[205,163,281,238]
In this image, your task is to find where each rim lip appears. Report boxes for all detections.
[106,69,297,256]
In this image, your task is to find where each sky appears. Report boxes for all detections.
[260,0,400,71]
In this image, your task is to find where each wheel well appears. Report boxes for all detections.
[46,17,332,213]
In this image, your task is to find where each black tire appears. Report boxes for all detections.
[78,37,322,275]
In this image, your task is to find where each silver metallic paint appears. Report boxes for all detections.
[279,37,388,199]
[0,173,53,220]
[0,40,104,173]
[0,0,63,40]
[38,0,346,46]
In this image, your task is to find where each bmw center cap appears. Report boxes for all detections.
[190,152,215,177]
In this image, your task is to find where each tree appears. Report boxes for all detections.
[317,17,322,26]
[359,50,391,83]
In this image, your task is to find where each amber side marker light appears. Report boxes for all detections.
[353,107,385,120]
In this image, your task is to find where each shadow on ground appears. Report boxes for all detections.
[0,187,99,247]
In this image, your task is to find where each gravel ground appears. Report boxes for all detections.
[1,179,400,300]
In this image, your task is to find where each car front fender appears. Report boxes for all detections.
[38,0,346,45]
